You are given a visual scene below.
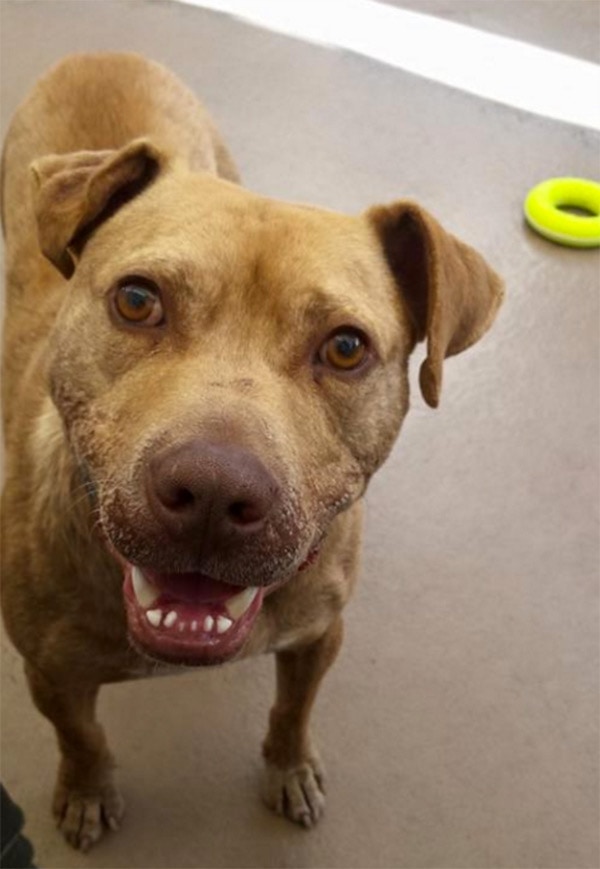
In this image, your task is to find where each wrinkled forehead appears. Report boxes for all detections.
[83,170,403,345]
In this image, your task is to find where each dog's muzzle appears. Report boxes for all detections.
[106,438,319,665]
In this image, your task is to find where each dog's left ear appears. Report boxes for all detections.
[30,138,165,279]
[367,201,504,408]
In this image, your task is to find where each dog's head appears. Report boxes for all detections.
[31,138,503,663]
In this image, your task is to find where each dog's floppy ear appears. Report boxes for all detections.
[30,138,165,279]
[367,202,504,408]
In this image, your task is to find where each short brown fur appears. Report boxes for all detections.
[1,53,503,850]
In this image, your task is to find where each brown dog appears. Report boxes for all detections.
[1,52,503,851]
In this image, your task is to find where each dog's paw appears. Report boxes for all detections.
[262,755,326,828]
[53,781,125,851]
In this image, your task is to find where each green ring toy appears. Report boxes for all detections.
[524,177,600,248]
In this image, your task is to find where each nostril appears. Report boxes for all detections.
[227,500,265,526]
[161,485,195,512]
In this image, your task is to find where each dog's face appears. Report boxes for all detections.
[31,139,502,664]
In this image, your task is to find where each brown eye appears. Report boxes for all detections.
[320,329,368,371]
[114,279,164,326]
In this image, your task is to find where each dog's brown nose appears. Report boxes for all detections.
[146,440,279,548]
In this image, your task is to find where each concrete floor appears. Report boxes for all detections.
[1,1,598,868]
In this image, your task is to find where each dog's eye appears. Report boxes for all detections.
[319,329,368,371]
[113,280,164,326]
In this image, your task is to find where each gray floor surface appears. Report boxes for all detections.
[383,0,600,63]
[1,1,599,868]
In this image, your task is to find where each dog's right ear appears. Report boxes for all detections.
[30,138,165,279]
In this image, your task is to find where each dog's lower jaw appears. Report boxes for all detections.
[121,536,324,667]
[123,563,266,666]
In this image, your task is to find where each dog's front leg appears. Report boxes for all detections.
[262,616,343,828]
[25,664,124,851]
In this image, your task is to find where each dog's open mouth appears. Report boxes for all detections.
[123,564,266,665]
[121,546,321,665]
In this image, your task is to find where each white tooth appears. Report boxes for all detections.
[225,586,259,620]
[132,566,159,608]
[191,620,198,631]
[178,622,185,632]
[204,615,214,632]
[146,609,162,627]
[216,615,233,634]
[164,611,177,628]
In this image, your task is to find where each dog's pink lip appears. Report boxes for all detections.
[122,564,266,666]
[104,522,323,665]
[298,546,320,571]
[119,542,322,665]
